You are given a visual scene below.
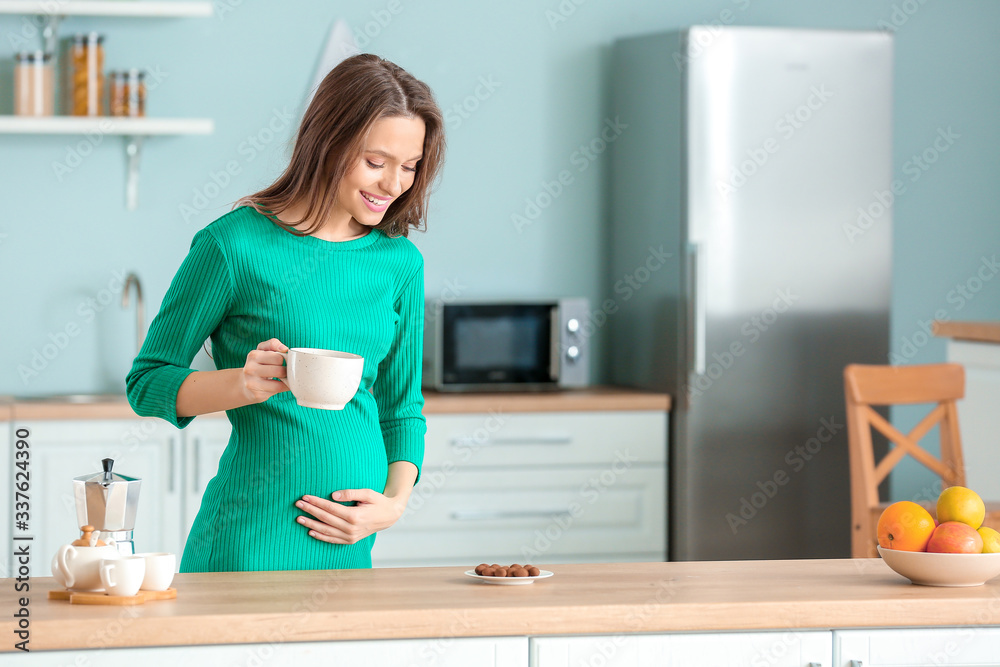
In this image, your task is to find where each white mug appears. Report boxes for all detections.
[134,552,177,591]
[278,348,364,410]
[99,556,145,597]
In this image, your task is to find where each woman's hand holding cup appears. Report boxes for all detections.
[241,338,291,404]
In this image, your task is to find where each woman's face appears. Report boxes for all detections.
[337,115,426,229]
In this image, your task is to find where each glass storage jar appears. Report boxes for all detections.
[14,51,55,116]
[67,33,105,116]
[109,69,146,117]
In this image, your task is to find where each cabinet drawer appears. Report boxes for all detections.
[836,627,1000,665]
[423,411,666,468]
[531,631,832,667]
[372,466,665,566]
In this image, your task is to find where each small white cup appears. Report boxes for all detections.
[99,556,145,597]
[278,348,364,410]
[134,552,177,591]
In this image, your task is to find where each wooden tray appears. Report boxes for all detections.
[48,587,177,605]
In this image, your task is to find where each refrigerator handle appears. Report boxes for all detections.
[688,242,707,375]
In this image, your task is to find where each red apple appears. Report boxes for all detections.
[926,521,984,553]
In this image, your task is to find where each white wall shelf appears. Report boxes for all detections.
[1,116,215,209]
[0,1,213,18]
[0,115,214,135]
[0,1,215,209]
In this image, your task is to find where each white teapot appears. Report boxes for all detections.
[51,525,121,591]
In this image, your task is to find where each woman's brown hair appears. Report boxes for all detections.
[239,54,445,238]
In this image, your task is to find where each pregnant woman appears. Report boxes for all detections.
[126,54,445,572]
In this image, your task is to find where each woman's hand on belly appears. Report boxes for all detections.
[294,489,406,545]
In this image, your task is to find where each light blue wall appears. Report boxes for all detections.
[1,1,998,494]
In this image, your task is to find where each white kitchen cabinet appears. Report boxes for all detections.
[531,631,832,667]
[24,636,529,666]
[946,340,1000,500]
[16,418,182,576]
[835,627,1000,665]
[372,410,667,567]
[181,417,232,551]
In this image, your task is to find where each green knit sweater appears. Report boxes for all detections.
[126,206,425,572]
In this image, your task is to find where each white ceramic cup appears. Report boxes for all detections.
[134,552,177,591]
[99,556,146,597]
[278,348,364,410]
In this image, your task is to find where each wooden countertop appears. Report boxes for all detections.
[422,386,669,413]
[5,559,1000,652]
[933,320,1000,344]
[9,387,669,421]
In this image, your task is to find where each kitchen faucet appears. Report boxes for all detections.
[122,273,145,354]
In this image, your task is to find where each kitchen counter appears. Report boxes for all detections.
[933,320,1000,344]
[9,386,669,420]
[4,559,1000,652]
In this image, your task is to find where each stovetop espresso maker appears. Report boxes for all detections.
[72,458,141,555]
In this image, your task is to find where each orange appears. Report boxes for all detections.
[937,486,986,530]
[877,501,936,551]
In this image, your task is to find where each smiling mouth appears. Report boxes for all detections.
[362,191,391,206]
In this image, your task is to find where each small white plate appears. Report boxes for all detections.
[464,569,554,585]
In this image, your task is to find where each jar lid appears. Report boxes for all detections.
[15,50,52,63]
[72,32,105,44]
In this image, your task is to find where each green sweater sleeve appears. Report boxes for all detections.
[372,260,426,481]
[126,228,235,428]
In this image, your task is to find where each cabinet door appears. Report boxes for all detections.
[18,419,181,576]
[836,627,1000,666]
[181,417,232,550]
[372,465,665,567]
[532,632,832,667]
[25,636,529,666]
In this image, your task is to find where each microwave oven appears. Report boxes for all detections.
[422,298,590,392]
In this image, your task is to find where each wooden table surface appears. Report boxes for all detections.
[5,559,1000,652]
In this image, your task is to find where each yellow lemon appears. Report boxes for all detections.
[978,527,1000,553]
[937,486,986,529]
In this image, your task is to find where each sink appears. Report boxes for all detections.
[22,394,128,404]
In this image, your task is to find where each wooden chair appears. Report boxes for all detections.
[844,363,1000,558]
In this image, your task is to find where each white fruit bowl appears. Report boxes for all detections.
[878,546,1000,587]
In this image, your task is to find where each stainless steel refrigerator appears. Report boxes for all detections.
[609,27,892,560]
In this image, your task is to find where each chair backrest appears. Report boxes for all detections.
[844,363,966,556]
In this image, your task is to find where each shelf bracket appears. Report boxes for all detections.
[124,135,144,211]
[39,13,62,55]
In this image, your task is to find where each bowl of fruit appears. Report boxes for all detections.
[876,486,1000,587]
